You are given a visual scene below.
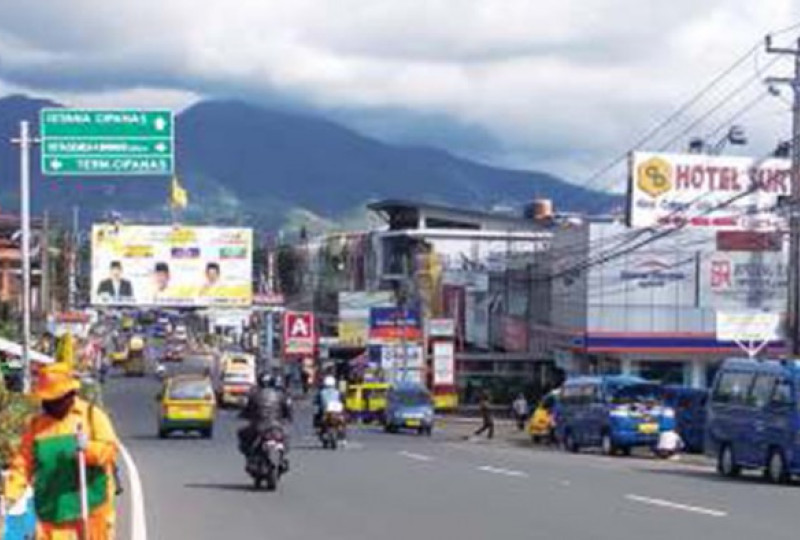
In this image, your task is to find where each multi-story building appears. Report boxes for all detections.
[532,220,786,388]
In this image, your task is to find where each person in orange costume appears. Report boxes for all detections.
[5,363,119,539]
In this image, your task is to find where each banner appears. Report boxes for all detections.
[91,224,252,307]
[628,152,789,230]
[432,341,455,385]
[716,311,783,343]
[700,252,788,310]
[369,307,422,342]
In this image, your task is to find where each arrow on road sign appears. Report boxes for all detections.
[50,159,63,171]
[155,142,167,153]
[153,117,168,131]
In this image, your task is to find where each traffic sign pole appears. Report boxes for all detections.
[12,121,35,392]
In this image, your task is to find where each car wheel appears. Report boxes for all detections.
[718,444,740,478]
[158,428,169,439]
[202,427,213,439]
[601,432,615,456]
[564,431,579,453]
[766,448,789,484]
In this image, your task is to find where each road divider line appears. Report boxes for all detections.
[399,451,434,462]
[119,443,148,540]
[625,494,728,518]
[478,466,528,478]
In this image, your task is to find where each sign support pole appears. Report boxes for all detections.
[11,121,35,392]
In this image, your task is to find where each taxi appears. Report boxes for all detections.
[529,389,560,444]
[158,374,217,439]
[345,382,390,423]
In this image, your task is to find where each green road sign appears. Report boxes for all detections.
[40,109,174,176]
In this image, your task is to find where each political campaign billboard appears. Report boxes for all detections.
[91,224,252,307]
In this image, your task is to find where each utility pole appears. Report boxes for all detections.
[766,35,800,355]
[41,210,50,315]
[69,205,79,309]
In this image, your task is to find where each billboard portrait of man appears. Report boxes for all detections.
[96,260,134,302]
[201,262,221,296]
[152,261,171,301]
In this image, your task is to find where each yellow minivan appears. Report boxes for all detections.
[158,375,217,439]
[346,382,390,423]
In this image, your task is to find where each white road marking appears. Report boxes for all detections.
[119,443,148,540]
[625,494,728,518]
[399,451,434,462]
[478,466,528,478]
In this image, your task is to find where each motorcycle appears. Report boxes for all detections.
[319,401,346,450]
[245,427,287,491]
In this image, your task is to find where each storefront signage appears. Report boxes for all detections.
[628,152,789,230]
[619,258,688,288]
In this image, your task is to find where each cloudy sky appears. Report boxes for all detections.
[0,0,798,190]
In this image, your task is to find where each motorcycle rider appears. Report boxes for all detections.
[238,371,293,472]
[314,375,346,440]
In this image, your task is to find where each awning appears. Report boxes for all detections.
[0,337,55,364]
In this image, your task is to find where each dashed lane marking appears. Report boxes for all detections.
[478,465,528,478]
[399,451,434,462]
[625,494,728,518]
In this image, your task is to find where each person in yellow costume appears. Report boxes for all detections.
[5,363,119,539]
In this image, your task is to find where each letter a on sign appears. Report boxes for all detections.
[290,316,309,338]
[283,311,315,356]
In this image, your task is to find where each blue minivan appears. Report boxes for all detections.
[706,358,800,483]
[557,376,676,456]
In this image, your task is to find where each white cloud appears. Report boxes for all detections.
[0,0,798,189]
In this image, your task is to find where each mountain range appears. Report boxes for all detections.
[0,94,618,232]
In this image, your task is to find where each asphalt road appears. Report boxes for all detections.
[104,355,800,540]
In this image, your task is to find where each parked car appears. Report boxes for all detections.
[557,376,675,456]
[158,374,217,439]
[384,383,435,435]
[660,385,707,453]
[706,358,800,483]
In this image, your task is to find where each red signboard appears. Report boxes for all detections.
[717,231,782,252]
[283,311,315,356]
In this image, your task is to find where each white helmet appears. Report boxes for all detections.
[323,375,336,388]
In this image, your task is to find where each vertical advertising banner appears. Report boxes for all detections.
[432,341,455,385]
[283,311,316,356]
[91,224,252,307]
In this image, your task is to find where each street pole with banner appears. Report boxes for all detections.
[11,120,37,392]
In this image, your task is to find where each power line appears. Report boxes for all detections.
[658,55,782,151]
[580,39,766,191]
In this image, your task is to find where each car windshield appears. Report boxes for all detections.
[169,380,211,400]
[608,383,662,405]
[394,390,431,407]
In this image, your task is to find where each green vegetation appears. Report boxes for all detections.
[0,380,35,468]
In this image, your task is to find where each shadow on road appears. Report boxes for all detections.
[637,466,800,487]
[184,482,259,493]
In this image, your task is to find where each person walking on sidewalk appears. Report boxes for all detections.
[5,362,120,539]
[511,393,530,431]
[474,391,495,439]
